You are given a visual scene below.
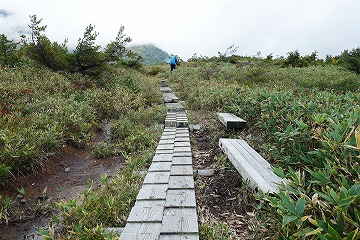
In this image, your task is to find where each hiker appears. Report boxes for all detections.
[169,55,177,72]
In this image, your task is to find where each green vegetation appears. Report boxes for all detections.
[169,49,360,239]
[128,44,169,65]
[1,13,360,238]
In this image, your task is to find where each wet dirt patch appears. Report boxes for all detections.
[0,133,121,240]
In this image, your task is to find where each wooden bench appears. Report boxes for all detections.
[217,112,246,129]
[219,138,283,193]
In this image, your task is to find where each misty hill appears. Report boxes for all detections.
[128,44,169,65]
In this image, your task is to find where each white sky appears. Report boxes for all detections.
[1,0,359,60]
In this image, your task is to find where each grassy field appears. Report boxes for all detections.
[168,58,360,239]
[1,54,359,239]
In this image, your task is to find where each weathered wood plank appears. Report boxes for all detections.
[217,112,246,129]
[121,222,162,240]
[173,151,192,157]
[157,144,175,150]
[175,129,189,134]
[174,142,191,147]
[219,138,274,192]
[161,135,176,140]
[168,176,195,189]
[175,133,189,138]
[219,138,281,193]
[165,103,184,112]
[159,139,175,145]
[137,184,168,200]
[153,154,173,162]
[143,172,170,184]
[127,200,165,223]
[160,87,172,93]
[161,208,198,234]
[170,165,193,176]
[231,140,282,187]
[148,162,172,172]
[174,137,190,142]
[156,149,174,154]
[174,146,192,153]
[172,157,193,165]
[163,92,179,103]
[159,234,199,240]
[165,189,196,207]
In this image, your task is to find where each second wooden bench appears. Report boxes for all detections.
[219,138,283,193]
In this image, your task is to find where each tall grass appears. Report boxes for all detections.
[169,60,360,239]
[0,65,162,180]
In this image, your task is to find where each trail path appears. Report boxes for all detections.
[120,80,199,239]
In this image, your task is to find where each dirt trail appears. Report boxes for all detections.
[0,132,121,240]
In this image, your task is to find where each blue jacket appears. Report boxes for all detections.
[170,56,176,65]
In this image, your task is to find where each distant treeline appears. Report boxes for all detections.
[188,46,360,74]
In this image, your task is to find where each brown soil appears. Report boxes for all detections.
[0,132,122,240]
[190,118,260,239]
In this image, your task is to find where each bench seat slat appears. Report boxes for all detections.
[219,138,276,193]
[219,138,282,193]
[230,140,282,190]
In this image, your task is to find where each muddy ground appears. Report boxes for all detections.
[0,131,121,240]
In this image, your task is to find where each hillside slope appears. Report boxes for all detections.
[128,44,169,65]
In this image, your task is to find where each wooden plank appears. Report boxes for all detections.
[157,144,174,150]
[159,139,175,145]
[176,133,189,138]
[219,138,274,192]
[127,200,165,223]
[172,157,192,165]
[232,140,282,188]
[163,93,179,103]
[165,103,184,112]
[175,137,190,142]
[174,142,191,147]
[161,135,176,140]
[159,234,199,240]
[217,112,246,129]
[137,184,168,200]
[219,138,278,193]
[175,129,189,134]
[153,154,173,162]
[173,146,192,153]
[173,151,192,157]
[161,208,198,234]
[162,132,176,136]
[160,87,172,93]
[165,189,196,207]
[143,172,170,184]
[156,149,174,154]
[170,165,194,176]
[168,176,195,189]
[121,222,162,240]
[163,127,177,132]
[148,162,172,172]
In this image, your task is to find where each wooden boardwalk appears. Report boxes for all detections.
[120,81,199,239]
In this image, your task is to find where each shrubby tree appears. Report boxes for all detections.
[283,50,319,67]
[73,24,132,72]
[339,47,360,74]
[0,34,19,67]
[22,15,70,71]
[21,15,133,73]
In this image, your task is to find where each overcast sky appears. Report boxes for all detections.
[1,0,359,60]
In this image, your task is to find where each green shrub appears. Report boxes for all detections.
[92,142,115,159]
